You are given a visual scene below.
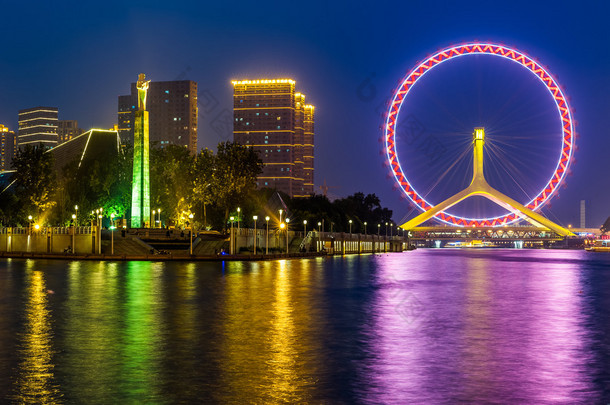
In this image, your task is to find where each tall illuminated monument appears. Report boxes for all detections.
[130,73,151,228]
[401,128,574,237]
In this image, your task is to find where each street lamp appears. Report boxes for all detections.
[152,209,156,228]
[111,213,115,255]
[364,221,367,235]
[72,214,76,252]
[385,222,388,238]
[265,216,270,255]
[74,205,78,226]
[279,209,283,224]
[253,215,258,255]
[189,213,194,255]
[157,208,161,228]
[230,216,235,255]
[377,223,381,236]
[237,207,241,234]
[28,215,33,235]
[284,218,290,254]
[303,219,307,237]
[98,214,102,254]
[349,219,353,236]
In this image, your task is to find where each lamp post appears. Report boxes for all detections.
[111,213,115,255]
[157,208,161,228]
[28,215,33,235]
[285,218,290,254]
[98,214,102,254]
[279,209,283,225]
[349,219,353,236]
[385,222,388,238]
[71,214,76,252]
[75,205,78,226]
[303,219,307,237]
[378,223,381,236]
[152,209,156,228]
[253,215,258,255]
[364,221,367,235]
[189,213,194,255]
[230,216,235,255]
[265,216,270,255]
[236,207,241,235]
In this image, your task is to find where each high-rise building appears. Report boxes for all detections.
[580,200,586,228]
[17,107,58,149]
[0,124,16,171]
[232,79,315,198]
[57,120,83,144]
[118,80,198,153]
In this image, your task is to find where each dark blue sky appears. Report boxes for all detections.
[1,0,609,226]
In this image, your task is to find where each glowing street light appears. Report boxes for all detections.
[72,214,76,252]
[28,215,33,235]
[279,209,283,225]
[237,207,241,234]
[189,213,194,255]
[74,205,78,226]
[230,216,235,255]
[265,216,270,255]
[98,214,102,254]
[157,208,161,228]
[253,215,258,255]
[378,223,381,236]
[285,218,290,254]
[364,221,368,235]
[303,219,307,237]
[349,219,353,235]
[111,213,115,255]
[385,222,389,238]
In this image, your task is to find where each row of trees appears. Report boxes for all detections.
[0,141,395,232]
[0,141,262,228]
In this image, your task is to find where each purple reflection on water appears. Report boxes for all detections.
[362,249,598,404]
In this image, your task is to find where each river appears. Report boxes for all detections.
[0,249,609,403]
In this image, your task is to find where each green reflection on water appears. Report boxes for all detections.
[120,261,164,402]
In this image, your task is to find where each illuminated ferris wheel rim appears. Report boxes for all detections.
[385,42,575,227]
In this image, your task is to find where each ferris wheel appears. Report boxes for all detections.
[385,43,575,230]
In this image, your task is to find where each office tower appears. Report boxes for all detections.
[57,120,83,144]
[0,124,16,171]
[232,79,315,198]
[580,200,586,228]
[17,107,58,149]
[118,79,198,153]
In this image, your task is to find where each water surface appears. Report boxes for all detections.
[0,250,609,403]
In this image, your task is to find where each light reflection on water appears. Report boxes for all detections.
[0,250,609,403]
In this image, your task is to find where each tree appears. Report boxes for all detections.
[150,144,195,226]
[192,148,215,228]
[11,145,57,222]
[210,141,263,223]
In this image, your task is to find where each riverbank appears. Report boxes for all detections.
[0,250,328,261]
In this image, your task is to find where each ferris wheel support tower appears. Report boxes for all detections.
[400,128,574,237]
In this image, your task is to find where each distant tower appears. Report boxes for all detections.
[131,73,151,228]
[580,200,586,228]
[0,124,16,171]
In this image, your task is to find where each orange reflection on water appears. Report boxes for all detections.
[12,261,60,403]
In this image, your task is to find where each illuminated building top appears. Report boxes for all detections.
[232,78,315,197]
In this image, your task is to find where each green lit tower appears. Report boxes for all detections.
[131,73,151,228]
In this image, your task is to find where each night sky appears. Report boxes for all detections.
[1,0,609,226]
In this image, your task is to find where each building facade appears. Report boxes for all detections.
[0,124,16,171]
[118,80,198,153]
[17,107,58,149]
[57,120,83,144]
[232,79,315,198]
